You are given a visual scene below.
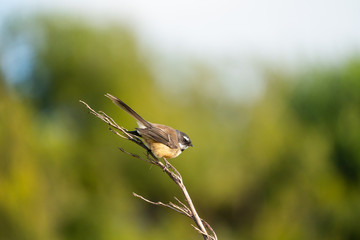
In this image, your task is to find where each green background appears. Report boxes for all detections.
[1,16,360,240]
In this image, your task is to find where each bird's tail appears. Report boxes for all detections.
[105,93,151,128]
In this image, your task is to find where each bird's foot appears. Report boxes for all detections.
[162,158,170,171]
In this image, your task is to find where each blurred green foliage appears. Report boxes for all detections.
[0,16,360,240]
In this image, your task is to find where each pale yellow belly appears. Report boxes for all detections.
[150,142,181,159]
[143,137,181,159]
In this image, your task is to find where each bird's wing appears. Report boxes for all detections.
[137,126,178,149]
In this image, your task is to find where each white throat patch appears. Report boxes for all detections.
[179,143,189,150]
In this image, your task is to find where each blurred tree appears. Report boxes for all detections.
[291,60,360,185]
[0,14,360,240]
[0,15,177,240]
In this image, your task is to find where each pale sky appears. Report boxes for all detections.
[1,0,360,58]
[1,0,360,100]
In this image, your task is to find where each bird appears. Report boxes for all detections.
[105,93,193,160]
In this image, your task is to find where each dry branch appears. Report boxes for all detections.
[80,100,217,240]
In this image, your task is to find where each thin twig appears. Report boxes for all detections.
[80,100,217,240]
[133,192,189,217]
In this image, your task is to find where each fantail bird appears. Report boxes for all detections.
[105,93,193,160]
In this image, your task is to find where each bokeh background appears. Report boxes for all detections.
[1,1,360,240]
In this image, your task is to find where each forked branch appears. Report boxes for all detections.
[80,100,217,240]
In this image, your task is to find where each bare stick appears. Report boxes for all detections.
[80,100,217,240]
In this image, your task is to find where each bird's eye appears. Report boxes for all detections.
[183,136,190,142]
